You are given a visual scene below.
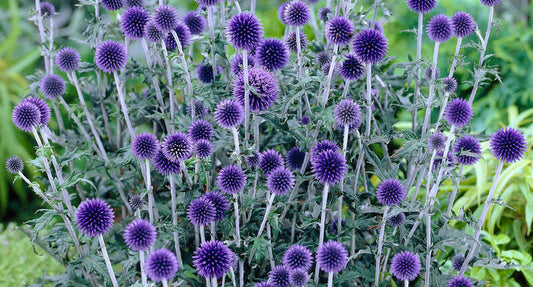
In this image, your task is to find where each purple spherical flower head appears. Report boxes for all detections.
[391,251,421,281]
[183,11,206,35]
[322,61,338,77]
[428,132,446,151]
[311,140,339,161]
[278,2,290,24]
[452,254,465,271]
[193,240,233,278]
[153,5,179,33]
[146,249,178,282]
[40,2,55,17]
[433,150,456,169]
[317,241,348,273]
[427,14,453,43]
[124,219,157,251]
[267,166,295,196]
[145,19,166,43]
[334,98,362,132]
[187,100,209,118]
[453,135,482,166]
[286,146,305,171]
[6,156,23,174]
[490,127,527,163]
[452,12,476,38]
[353,29,389,64]
[285,30,308,53]
[445,98,473,128]
[301,115,311,126]
[12,100,41,132]
[40,74,65,100]
[197,64,221,83]
[188,197,216,226]
[203,191,230,221]
[388,212,406,227]
[369,20,384,33]
[329,218,345,234]
[318,7,332,22]
[95,40,127,73]
[195,0,219,6]
[226,12,263,50]
[195,139,213,159]
[22,96,51,127]
[131,133,158,160]
[424,66,440,80]
[217,165,246,195]
[256,282,273,287]
[376,179,406,206]
[480,0,501,7]
[233,67,278,112]
[269,265,290,287]
[162,132,192,162]
[316,51,331,67]
[101,0,123,11]
[406,0,436,14]
[245,151,260,168]
[325,16,354,46]
[339,53,365,81]
[164,23,191,50]
[284,1,310,27]
[121,6,149,40]
[56,47,80,73]
[129,194,145,211]
[257,38,289,71]
[289,270,309,287]
[231,53,256,76]
[443,77,458,93]
[153,148,180,176]
[215,99,244,129]
[75,198,114,238]
[312,149,347,185]
[283,244,313,271]
[259,149,285,176]
[125,0,145,7]
[189,120,214,142]
[448,276,474,287]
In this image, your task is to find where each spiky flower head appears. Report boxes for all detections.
[325,16,354,46]
[56,47,80,73]
[334,98,362,132]
[215,99,244,129]
[259,149,285,176]
[195,139,213,159]
[388,212,406,227]
[286,146,305,171]
[226,12,264,50]
[424,66,440,80]
[188,120,214,142]
[390,251,421,281]
[124,219,157,251]
[269,265,290,287]
[145,249,178,282]
[245,151,260,168]
[196,63,221,83]
[231,53,256,76]
[316,51,331,67]
[427,14,453,43]
[339,53,365,81]
[153,4,179,33]
[95,40,127,73]
[406,0,437,14]
[318,7,332,22]
[217,165,246,195]
[257,38,289,71]
[121,6,149,40]
[195,0,219,6]
[443,77,458,93]
[316,241,348,273]
[40,2,55,17]
[6,156,23,174]
[322,61,339,77]
[125,0,145,7]
[162,132,192,162]
[183,11,206,35]
[75,198,114,237]
[451,12,476,38]
[369,20,384,33]
[267,166,295,196]
[278,2,290,24]
[353,29,389,64]
[445,98,473,127]
[193,240,233,278]
[289,270,309,287]
[428,132,446,151]
[312,149,347,185]
[448,276,474,287]
[129,194,145,211]
[311,140,339,161]
[40,74,65,100]
[164,23,191,50]
[433,150,456,169]
[283,244,313,271]
[329,218,345,234]
[301,115,311,126]
[101,0,123,11]
[233,67,278,112]
[285,30,308,53]
[452,254,465,271]
[453,135,482,166]
[187,100,209,119]
[203,191,230,221]
[480,0,501,7]
[490,127,527,163]
[145,19,166,43]
[21,96,50,127]
[376,179,406,206]
[284,1,310,27]
[153,149,180,176]
[12,100,41,132]
[131,133,158,160]
[188,197,216,226]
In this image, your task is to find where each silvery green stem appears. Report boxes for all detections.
[195,225,200,247]
[257,193,275,238]
[447,165,464,217]
[94,2,99,19]
[374,206,389,286]
[405,280,409,287]
[139,250,148,287]
[233,194,241,247]
[231,127,241,163]
[321,44,339,107]
[220,1,225,25]
[267,222,275,269]
[296,26,304,81]
[279,178,302,222]
[380,227,398,279]
[180,161,193,186]
[170,176,184,266]
[411,162,429,203]
[342,80,351,98]
[364,64,373,138]
[200,225,206,243]
[95,71,113,146]
[314,183,330,284]
[162,280,168,287]
[328,272,334,287]
[51,100,65,134]
[412,13,423,132]
[170,30,194,106]
[207,6,218,77]
[243,50,250,143]
[144,159,155,224]
[49,17,54,70]
[424,209,432,287]
[342,124,349,155]
[98,234,119,287]
[309,6,320,39]
[351,129,363,255]
[113,71,135,138]
[34,0,50,73]
[211,277,218,287]
[140,39,166,108]
[160,40,176,127]
[459,160,504,275]
[210,222,216,240]
[250,0,256,13]
[229,267,237,287]
[234,0,242,12]
[468,6,494,104]
[421,42,441,139]
[254,114,260,150]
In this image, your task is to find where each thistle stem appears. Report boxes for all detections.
[446,165,464,217]
[314,183,330,284]
[468,7,494,104]
[162,280,169,287]
[374,206,389,286]
[424,209,432,287]
[170,176,184,267]
[257,193,275,238]
[328,272,334,287]
[421,42,440,139]
[321,44,339,107]
[113,71,135,139]
[364,64,373,138]
[139,250,148,287]
[200,225,206,243]
[231,127,241,163]
[342,80,351,98]
[405,280,409,287]
[243,50,250,143]
[207,6,218,77]
[145,159,155,224]
[233,194,241,247]
[412,13,423,132]
[170,30,194,120]
[98,234,119,287]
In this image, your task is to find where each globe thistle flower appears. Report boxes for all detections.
[316,51,331,67]
[490,127,528,163]
[164,23,191,50]
[283,244,313,271]
[101,0,123,11]
[195,139,213,159]
[376,179,406,206]
[289,270,309,287]
[329,218,345,234]
[316,241,348,273]
[215,99,244,129]
[428,132,446,151]
[231,53,257,76]
[245,151,260,168]
[256,38,289,71]
[193,240,233,278]
[161,132,193,162]
[40,74,65,100]
[444,98,473,128]
[311,140,339,161]
[318,7,332,22]
[448,276,474,287]
[286,146,305,171]
[312,149,347,185]
[452,254,465,272]
[129,194,145,211]
[480,0,501,7]
[233,67,278,112]
[145,249,179,282]
[121,6,149,40]
[183,11,206,35]
[443,77,458,93]
[131,132,158,160]
[267,265,289,287]
[325,16,354,46]
[256,282,273,287]
[285,30,308,53]
[6,156,23,174]
[144,19,166,43]
[195,0,219,6]
[187,100,210,119]
[427,14,453,43]
[75,198,114,238]
[203,191,230,221]
[334,98,362,132]
[451,12,476,38]
[390,251,421,281]
[259,149,285,176]
[453,135,482,166]
[433,150,456,169]
[153,149,181,176]
[368,20,384,33]
[339,53,365,81]
[188,120,214,142]
[226,12,264,50]
[56,47,81,73]
[353,29,389,64]
[124,219,157,252]
[284,0,310,27]
[95,40,127,73]
[40,2,55,17]
[22,96,51,127]
[188,197,216,226]
[301,115,311,126]
[423,66,440,80]
[388,212,406,227]
[267,166,295,196]
[278,2,290,24]
[406,0,437,14]
[125,0,145,7]
[196,63,221,83]
[217,165,246,195]
[321,61,338,77]
[12,101,41,132]
[153,4,179,33]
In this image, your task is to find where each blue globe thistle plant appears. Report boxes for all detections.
[195,0,220,6]
[406,0,437,14]
[452,254,465,272]
[131,133,158,160]
[95,40,128,73]
[203,191,230,222]
[433,150,456,169]
[101,0,123,11]
[316,51,331,67]
[284,1,310,27]
[129,194,145,211]
[269,265,291,287]
[448,276,474,287]
[428,132,446,151]
[144,19,166,43]
[318,7,332,22]
[153,148,181,176]
[256,38,289,71]
[188,197,216,227]
[56,47,80,73]
[316,241,348,277]
[161,132,193,163]
[390,251,421,282]
[339,53,365,82]
[12,100,41,132]
[300,115,311,126]
[283,244,313,271]
[453,135,482,166]
[376,179,406,206]
[217,165,246,195]
[451,12,477,38]
[196,63,222,83]
[188,120,214,142]
[490,127,527,164]
[329,217,345,234]
[21,96,51,127]
[40,2,55,17]
[286,146,306,171]
[164,23,191,51]
[193,240,233,280]
[259,149,285,176]
[153,5,179,33]
[423,66,440,80]
[310,140,339,162]
[231,53,257,76]
[194,139,213,159]
[183,11,206,35]
[121,6,149,40]
[312,149,347,185]
[124,219,157,252]
[445,98,473,128]
[124,0,145,7]
[226,12,264,50]
[233,67,278,112]
[388,212,406,227]
[427,14,453,43]
[353,29,389,64]
[40,74,65,100]
[278,2,290,24]
[443,77,458,94]
[188,100,210,119]
[285,30,308,53]
[245,151,260,168]
[480,0,501,7]
[145,249,179,282]
[6,156,24,174]
[289,270,309,287]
